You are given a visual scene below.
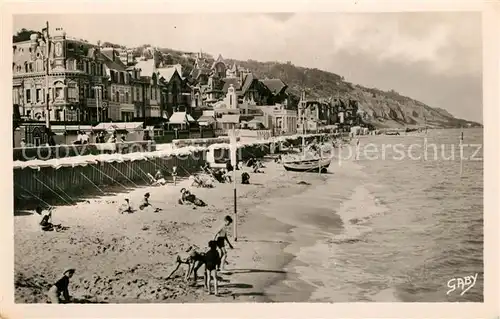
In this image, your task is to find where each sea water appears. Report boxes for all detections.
[263,128,483,302]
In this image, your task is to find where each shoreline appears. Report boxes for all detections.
[14,158,327,303]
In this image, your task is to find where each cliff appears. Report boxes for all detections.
[152,49,480,128]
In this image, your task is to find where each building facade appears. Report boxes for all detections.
[13,28,108,122]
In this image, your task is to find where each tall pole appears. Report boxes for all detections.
[95,86,100,123]
[44,21,51,129]
[460,127,464,177]
[230,128,238,241]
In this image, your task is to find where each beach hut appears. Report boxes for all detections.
[168,112,197,130]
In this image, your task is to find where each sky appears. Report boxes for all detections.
[13,13,483,123]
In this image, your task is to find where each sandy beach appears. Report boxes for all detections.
[14,157,330,303]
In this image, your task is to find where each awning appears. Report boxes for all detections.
[197,115,216,125]
[93,122,143,131]
[219,114,240,124]
[51,125,93,132]
[168,112,196,124]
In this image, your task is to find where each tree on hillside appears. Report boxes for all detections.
[13,28,39,43]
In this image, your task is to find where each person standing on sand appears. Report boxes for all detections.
[213,215,234,272]
[47,269,75,303]
[205,240,220,296]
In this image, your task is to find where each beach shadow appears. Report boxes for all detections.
[14,210,34,216]
[238,239,289,245]
[72,297,108,304]
[225,269,286,275]
[221,283,253,289]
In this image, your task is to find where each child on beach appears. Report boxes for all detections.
[204,240,220,296]
[118,198,134,214]
[35,206,63,232]
[139,193,162,212]
[213,215,234,272]
[241,172,250,184]
[47,269,75,303]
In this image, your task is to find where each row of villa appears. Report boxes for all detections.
[12,27,361,146]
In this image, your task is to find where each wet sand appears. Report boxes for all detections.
[14,159,327,303]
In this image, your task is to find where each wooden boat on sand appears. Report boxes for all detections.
[283,157,331,173]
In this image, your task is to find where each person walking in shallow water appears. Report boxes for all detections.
[47,269,75,303]
[213,215,234,272]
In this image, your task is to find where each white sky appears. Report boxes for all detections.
[13,13,482,122]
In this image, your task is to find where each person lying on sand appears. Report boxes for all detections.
[178,188,207,207]
[47,268,75,304]
[118,198,134,214]
[252,162,264,173]
[139,193,162,212]
[214,215,234,272]
[241,172,250,184]
[190,175,214,188]
[205,240,220,296]
[35,206,64,232]
[166,245,206,283]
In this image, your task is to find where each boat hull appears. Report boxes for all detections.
[283,158,331,173]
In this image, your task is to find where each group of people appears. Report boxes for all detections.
[118,192,163,214]
[166,215,234,296]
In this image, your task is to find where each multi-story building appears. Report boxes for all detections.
[100,48,135,121]
[260,104,297,134]
[12,27,108,122]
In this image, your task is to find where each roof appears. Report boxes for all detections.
[100,50,127,71]
[240,73,257,95]
[93,122,143,131]
[222,78,241,93]
[197,115,216,124]
[135,59,156,77]
[219,114,240,124]
[169,112,196,124]
[260,79,287,94]
[248,118,264,124]
[158,66,181,82]
[211,54,225,69]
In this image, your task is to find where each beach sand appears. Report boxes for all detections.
[14,158,329,303]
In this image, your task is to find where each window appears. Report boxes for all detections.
[55,87,63,99]
[115,91,119,102]
[36,60,43,72]
[90,63,95,75]
[77,60,84,71]
[68,84,77,100]
[29,63,34,72]
[12,88,19,104]
[125,92,129,103]
[26,89,31,103]
[100,64,104,75]
[135,87,139,101]
[154,88,157,100]
[36,89,42,102]
[25,63,29,73]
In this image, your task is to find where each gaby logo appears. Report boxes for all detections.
[446,273,479,296]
